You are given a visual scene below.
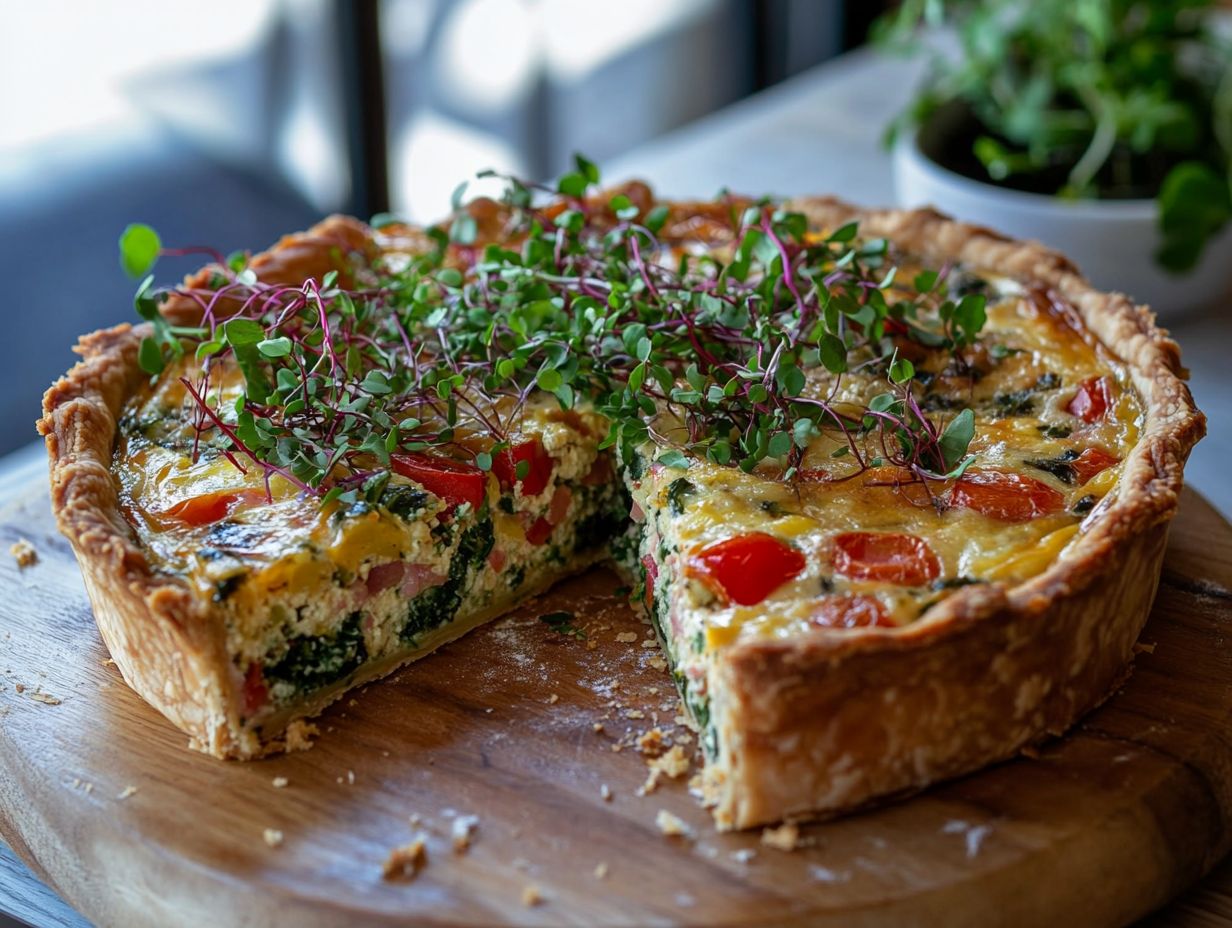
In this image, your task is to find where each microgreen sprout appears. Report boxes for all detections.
[120,158,985,506]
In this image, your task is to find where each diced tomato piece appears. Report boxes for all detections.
[950,471,1065,522]
[809,594,894,629]
[242,663,268,715]
[391,452,487,511]
[525,517,554,545]
[831,532,940,586]
[163,489,262,526]
[1066,376,1113,423]
[547,485,572,524]
[488,548,507,572]
[581,454,614,486]
[686,533,807,606]
[641,554,658,609]
[1070,448,1119,484]
[491,438,554,496]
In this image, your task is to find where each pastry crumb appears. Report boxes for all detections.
[116,785,138,801]
[600,783,612,802]
[761,822,800,851]
[272,776,289,789]
[12,683,24,694]
[594,861,609,879]
[592,722,604,734]
[649,745,690,780]
[521,884,544,907]
[382,837,427,880]
[648,656,668,672]
[29,691,61,705]
[623,709,645,720]
[655,810,691,838]
[263,828,284,848]
[283,720,319,753]
[546,693,559,704]
[615,631,638,643]
[640,639,657,649]
[1133,640,1157,654]
[10,539,37,568]
[451,814,479,853]
[637,727,666,757]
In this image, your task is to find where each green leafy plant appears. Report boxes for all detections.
[878,0,1232,272]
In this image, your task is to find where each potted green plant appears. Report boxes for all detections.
[880,0,1232,314]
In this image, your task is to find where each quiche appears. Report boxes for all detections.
[39,173,1203,831]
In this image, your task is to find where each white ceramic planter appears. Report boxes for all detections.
[893,130,1232,316]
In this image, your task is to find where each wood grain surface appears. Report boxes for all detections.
[0,479,1230,928]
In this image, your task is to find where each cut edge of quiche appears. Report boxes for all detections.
[39,193,1204,830]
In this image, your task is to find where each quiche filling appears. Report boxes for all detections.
[112,173,1142,761]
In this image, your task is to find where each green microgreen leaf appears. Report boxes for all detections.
[939,408,976,472]
[119,223,161,278]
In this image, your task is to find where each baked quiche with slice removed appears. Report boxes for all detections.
[40,166,1203,830]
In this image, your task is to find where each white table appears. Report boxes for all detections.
[3,44,1228,928]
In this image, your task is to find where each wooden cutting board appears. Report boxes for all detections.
[1,477,1230,928]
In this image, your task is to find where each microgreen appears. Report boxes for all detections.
[120,223,161,279]
[120,160,989,505]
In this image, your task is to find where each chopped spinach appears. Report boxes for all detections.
[922,392,964,412]
[203,520,271,552]
[929,576,982,592]
[760,499,789,517]
[666,477,696,515]
[1026,449,1080,485]
[993,372,1062,417]
[264,611,367,698]
[625,446,645,481]
[380,485,429,521]
[948,271,988,299]
[402,517,494,643]
[573,505,626,552]
[993,389,1036,417]
[212,573,245,602]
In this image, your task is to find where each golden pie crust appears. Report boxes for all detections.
[38,199,1204,828]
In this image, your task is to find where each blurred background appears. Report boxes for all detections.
[0,0,890,456]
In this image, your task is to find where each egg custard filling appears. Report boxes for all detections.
[109,175,1142,764]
